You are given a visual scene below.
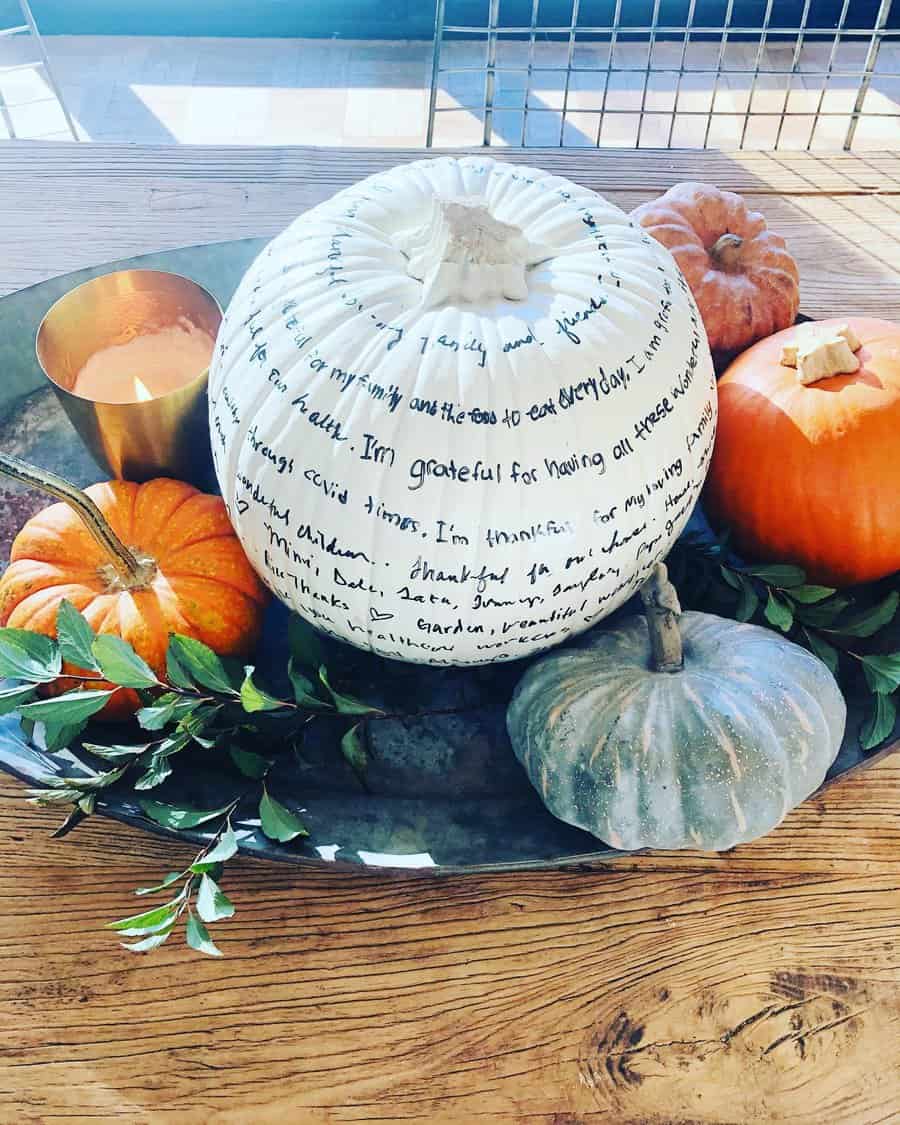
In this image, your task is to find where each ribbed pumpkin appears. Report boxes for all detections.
[506,564,845,851]
[0,460,267,720]
[631,182,800,355]
[210,155,717,666]
[705,316,900,586]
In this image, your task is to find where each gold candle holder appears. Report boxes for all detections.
[35,269,222,485]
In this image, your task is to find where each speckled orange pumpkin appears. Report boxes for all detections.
[0,477,268,720]
[632,182,800,355]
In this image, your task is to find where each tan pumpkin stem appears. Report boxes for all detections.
[0,452,145,584]
[709,232,744,269]
[639,562,684,673]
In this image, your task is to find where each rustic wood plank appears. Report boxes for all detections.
[0,144,899,1124]
[1,145,898,322]
[0,761,898,1124]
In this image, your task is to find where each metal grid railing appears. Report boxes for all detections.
[426,0,898,149]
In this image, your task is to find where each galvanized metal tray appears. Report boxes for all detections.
[0,240,896,873]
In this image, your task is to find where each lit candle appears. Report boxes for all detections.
[72,318,215,404]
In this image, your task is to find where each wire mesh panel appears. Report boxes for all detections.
[426,0,898,149]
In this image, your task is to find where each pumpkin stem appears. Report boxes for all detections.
[400,195,547,306]
[709,232,744,269]
[0,453,145,584]
[639,563,684,673]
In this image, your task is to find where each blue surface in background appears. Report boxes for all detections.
[9,0,897,40]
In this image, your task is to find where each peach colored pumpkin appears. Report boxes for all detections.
[705,316,900,587]
[632,182,800,355]
[0,477,268,720]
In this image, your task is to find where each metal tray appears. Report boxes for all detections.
[0,240,897,873]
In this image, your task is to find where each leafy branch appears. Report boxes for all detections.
[667,533,900,750]
[0,603,380,955]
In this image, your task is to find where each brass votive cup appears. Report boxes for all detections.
[36,269,222,485]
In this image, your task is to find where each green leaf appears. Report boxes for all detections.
[135,871,183,896]
[735,578,758,623]
[167,635,236,694]
[787,585,837,605]
[318,666,380,716]
[860,692,897,751]
[81,741,150,762]
[108,900,180,932]
[158,730,192,757]
[0,683,37,715]
[196,874,235,923]
[186,914,222,957]
[739,564,806,588]
[133,751,173,791]
[165,643,196,691]
[860,653,900,695]
[41,719,90,753]
[192,826,238,870]
[793,595,852,628]
[176,705,221,748]
[229,746,270,779]
[259,788,309,843]
[136,697,177,731]
[763,591,793,633]
[56,601,99,671]
[138,799,235,831]
[116,913,181,938]
[28,786,84,805]
[287,615,327,672]
[92,634,158,688]
[46,766,127,792]
[120,928,176,953]
[340,722,367,782]
[719,566,742,591]
[802,629,840,677]
[0,628,61,682]
[826,591,900,639]
[239,667,289,713]
[287,657,332,710]
[51,803,90,838]
[20,688,116,724]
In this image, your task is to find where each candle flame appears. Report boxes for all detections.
[132,376,156,402]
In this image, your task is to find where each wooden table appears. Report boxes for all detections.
[1,143,899,1125]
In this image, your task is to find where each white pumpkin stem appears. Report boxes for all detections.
[0,452,146,585]
[639,562,684,673]
[401,195,544,306]
[709,232,744,269]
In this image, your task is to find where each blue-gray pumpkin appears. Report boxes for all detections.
[506,564,846,851]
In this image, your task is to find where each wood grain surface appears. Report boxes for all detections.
[0,143,899,1125]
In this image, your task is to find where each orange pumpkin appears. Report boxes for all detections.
[0,475,268,720]
[632,182,800,355]
[705,316,900,587]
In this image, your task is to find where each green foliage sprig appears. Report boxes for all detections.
[0,602,380,955]
[668,532,900,751]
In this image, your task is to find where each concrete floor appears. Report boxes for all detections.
[0,34,897,149]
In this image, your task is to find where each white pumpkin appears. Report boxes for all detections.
[209,157,717,666]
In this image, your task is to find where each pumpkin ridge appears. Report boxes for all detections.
[158,558,268,605]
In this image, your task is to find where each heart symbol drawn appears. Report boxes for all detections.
[369,607,394,623]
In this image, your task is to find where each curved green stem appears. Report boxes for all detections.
[0,452,143,583]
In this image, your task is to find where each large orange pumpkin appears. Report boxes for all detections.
[631,182,800,355]
[0,476,268,719]
[705,316,900,587]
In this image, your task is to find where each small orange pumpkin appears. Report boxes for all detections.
[632,182,800,355]
[0,470,268,720]
[705,316,900,587]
